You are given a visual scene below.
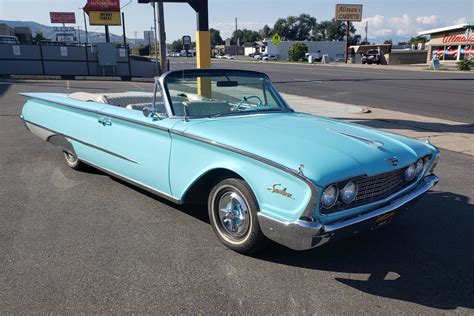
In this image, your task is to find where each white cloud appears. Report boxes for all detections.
[452,17,468,25]
[353,14,462,40]
[211,21,269,39]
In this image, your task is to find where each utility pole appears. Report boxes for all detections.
[157,1,167,73]
[77,26,81,44]
[235,17,238,58]
[364,21,368,44]
[151,2,159,74]
[345,21,350,63]
[105,25,110,42]
[82,9,89,44]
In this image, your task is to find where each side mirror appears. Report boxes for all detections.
[143,106,154,118]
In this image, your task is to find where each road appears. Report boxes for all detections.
[1,79,473,314]
[170,59,474,124]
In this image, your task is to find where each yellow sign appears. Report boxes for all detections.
[89,11,121,26]
[272,33,281,46]
[335,4,363,22]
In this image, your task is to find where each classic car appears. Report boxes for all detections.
[20,69,439,254]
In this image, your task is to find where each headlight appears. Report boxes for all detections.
[321,184,338,208]
[405,163,416,181]
[340,180,358,203]
[415,158,424,176]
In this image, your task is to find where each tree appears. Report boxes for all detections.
[409,35,427,45]
[209,28,222,47]
[312,19,356,41]
[272,14,317,41]
[259,24,272,39]
[33,32,46,44]
[170,39,183,52]
[383,39,393,45]
[231,29,260,44]
[288,42,308,61]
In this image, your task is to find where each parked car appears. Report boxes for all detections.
[20,69,439,254]
[253,54,263,60]
[262,54,277,61]
[224,54,234,59]
[0,35,19,44]
[361,49,382,64]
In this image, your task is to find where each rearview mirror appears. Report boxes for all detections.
[217,80,238,87]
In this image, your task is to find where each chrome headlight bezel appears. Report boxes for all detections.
[321,184,339,209]
[405,163,416,181]
[415,158,424,176]
[340,180,358,204]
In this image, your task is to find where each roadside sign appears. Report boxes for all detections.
[88,11,121,25]
[119,48,126,57]
[182,35,192,50]
[335,4,363,22]
[83,0,120,13]
[53,27,75,32]
[60,47,68,57]
[12,45,21,56]
[272,33,281,46]
[56,33,76,42]
[50,12,76,24]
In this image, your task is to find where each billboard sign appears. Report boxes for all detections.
[182,35,192,50]
[53,27,75,32]
[56,33,76,43]
[335,4,363,22]
[50,12,76,24]
[83,0,120,13]
[88,11,122,25]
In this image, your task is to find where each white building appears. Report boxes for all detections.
[267,41,346,61]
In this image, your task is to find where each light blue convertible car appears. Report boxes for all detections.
[20,69,439,254]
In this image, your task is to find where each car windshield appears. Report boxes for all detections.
[163,70,292,118]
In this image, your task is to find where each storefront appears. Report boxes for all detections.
[419,24,473,63]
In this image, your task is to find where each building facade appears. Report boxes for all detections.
[420,24,473,63]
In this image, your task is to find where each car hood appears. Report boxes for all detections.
[180,112,433,186]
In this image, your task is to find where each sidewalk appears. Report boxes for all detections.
[281,93,474,156]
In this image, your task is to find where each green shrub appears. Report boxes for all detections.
[288,43,308,62]
[456,59,472,71]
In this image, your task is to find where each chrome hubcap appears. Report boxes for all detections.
[217,191,250,238]
[64,152,77,163]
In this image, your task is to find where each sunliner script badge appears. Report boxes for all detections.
[268,184,295,199]
[386,156,399,166]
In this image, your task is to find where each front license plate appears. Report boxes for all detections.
[372,211,396,230]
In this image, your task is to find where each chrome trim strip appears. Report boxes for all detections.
[257,174,438,250]
[22,119,140,164]
[20,93,169,133]
[170,129,318,219]
[328,128,384,148]
[80,158,181,204]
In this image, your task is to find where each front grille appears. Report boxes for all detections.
[321,167,413,214]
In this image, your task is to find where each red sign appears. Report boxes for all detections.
[442,34,474,44]
[50,12,76,24]
[83,0,120,14]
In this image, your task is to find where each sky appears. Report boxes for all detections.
[0,0,472,41]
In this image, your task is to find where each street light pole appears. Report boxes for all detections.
[81,9,89,44]
[157,1,167,73]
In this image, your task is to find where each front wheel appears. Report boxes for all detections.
[63,151,84,170]
[208,178,268,254]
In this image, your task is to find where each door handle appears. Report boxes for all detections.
[98,117,112,126]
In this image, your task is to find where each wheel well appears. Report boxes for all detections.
[182,168,243,205]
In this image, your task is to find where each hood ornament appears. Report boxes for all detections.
[328,129,384,148]
[386,156,399,166]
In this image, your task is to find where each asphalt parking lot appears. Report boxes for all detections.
[1,79,473,314]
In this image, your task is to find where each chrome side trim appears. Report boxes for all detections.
[23,119,140,164]
[257,174,438,251]
[20,93,169,133]
[170,129,318,219]
[80,158,181,204]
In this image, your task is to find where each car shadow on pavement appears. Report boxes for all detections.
[340,118,474,135]
[253,190,474,311]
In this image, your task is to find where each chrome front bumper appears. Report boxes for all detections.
[258,174,439,251]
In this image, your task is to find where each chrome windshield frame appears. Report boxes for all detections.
[158,68,294,119]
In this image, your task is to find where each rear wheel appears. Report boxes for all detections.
[63,151,83,170]
[208,178,268,254]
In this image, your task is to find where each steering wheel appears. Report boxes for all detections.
[234,95,264,111]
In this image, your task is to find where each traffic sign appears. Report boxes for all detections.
[272,33,281,46]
